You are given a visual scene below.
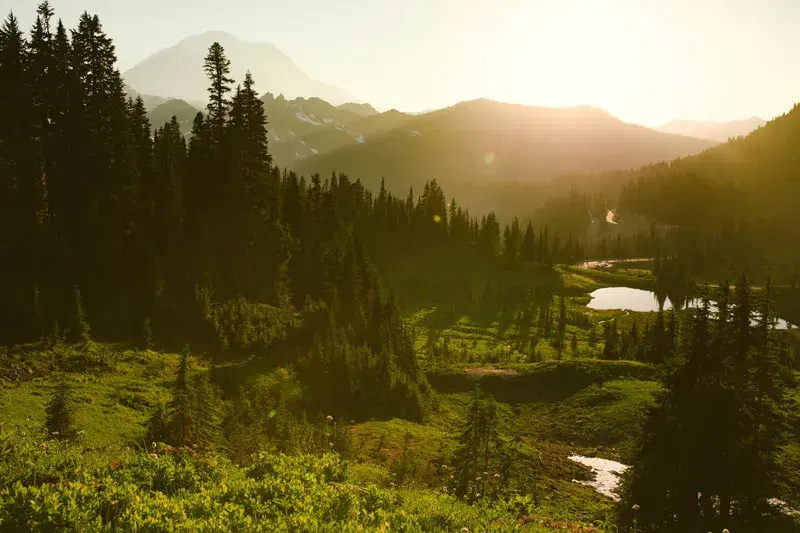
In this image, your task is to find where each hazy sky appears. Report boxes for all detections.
[7,0,800,125]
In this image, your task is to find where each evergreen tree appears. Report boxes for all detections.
[203,42,233,148]
[45,377,76,440]
[451,386,505,502]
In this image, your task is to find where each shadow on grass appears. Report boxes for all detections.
[427,360,658,404]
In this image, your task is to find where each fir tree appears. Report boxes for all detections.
[45,377,76,440]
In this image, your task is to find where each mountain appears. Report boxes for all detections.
[337,102,379,118]
[147,99,200,135]
[122,31,357,106]
[619,103,800,223]
[291,99,715,202]
[261,94,411,169]
[656,117,766,142]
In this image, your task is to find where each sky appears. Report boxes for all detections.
[6,0,800,126]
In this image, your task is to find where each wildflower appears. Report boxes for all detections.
[111,459,119,470]
[40,442,48,450]
[51,431,59,436]
[461,528,469,533]
[150,453,158,459]
[723,530,729,533]
[697,491,702,500]
[326,415,333,421]
[632,504,640,511]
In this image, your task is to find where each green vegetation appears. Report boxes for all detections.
[1,3,799,532]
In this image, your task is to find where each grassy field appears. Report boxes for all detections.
[2,256,798,531]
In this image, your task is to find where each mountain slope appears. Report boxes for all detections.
[656,117,766,142]
[123,31,357,106]
[291,99,715,198]
[148,99,199,134]
[261,94,411,168]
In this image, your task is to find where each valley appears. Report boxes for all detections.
[1,3,799,532]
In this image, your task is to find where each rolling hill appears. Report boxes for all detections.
[291,99,715,200]
[656,117,766,142]
[147,99,200,135]
[122,31,357,106]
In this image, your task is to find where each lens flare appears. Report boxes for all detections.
[484,152,496,165]
[433,214,441,223]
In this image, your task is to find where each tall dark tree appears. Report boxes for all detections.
[203,42,233,147]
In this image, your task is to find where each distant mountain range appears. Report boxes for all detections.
[122,31,357,106]
[143,94,716,217]
[656,117,766,142]
[292,99,715,198]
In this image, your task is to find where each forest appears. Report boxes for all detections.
[1,4,798,532]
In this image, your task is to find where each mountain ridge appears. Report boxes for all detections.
[122,31,358,107]
[291,99,715,204]
[656,116,766,142]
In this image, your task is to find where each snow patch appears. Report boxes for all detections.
[323,118,334,124]
[295,152,305,159]
[288,130,295,136]
[301,140,306,146]
[568,456,629,501]
[272,133,280,141]
[310,148,319,154]
[412,130,422,136]
[355,135,365,144]
[296,112,323,126]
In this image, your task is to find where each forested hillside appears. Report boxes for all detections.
[292,99,714,202]
[614,104,800,281]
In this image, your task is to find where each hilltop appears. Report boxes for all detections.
[656,117,766,142]
[122,31,357,105]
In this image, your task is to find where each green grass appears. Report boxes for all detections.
[4,258,795,530]
[0,344,186,457]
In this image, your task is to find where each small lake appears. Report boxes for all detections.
[587,287,794,330]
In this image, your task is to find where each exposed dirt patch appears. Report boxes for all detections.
[464,367,520,377]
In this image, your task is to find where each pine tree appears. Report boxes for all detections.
[0,12,43,343]
[451,385,505,501]
[520,222,536,262]
[556,293,567,355]
[45,377,76,440]
[203,42,233,148]
[72,285,92,344]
